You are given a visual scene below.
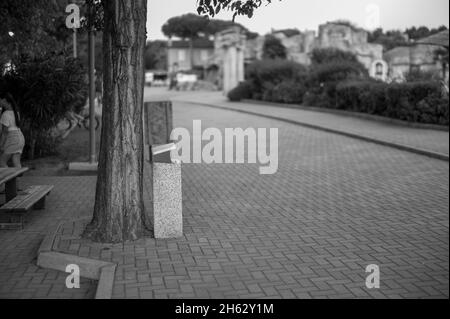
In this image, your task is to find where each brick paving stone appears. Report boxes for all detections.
[0,94,448,299]
[162,89,450,156]
[0,176,98,299]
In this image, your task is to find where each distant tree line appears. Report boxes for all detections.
[162,13,258,40]
[369,26,448,51]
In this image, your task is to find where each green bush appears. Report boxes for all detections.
[335,81,449,125]
[262,35,287,60]
[310,48,360,65]
[0,55,88,159]
[308,60,368,84]
[336,81,387,113]
[269,81,306,104]
[243,59,307,102]
[246,60,307,88]
[404,69,440,82]
[236,51,448,126]
[227,81,253,101]
[304,60,369,108]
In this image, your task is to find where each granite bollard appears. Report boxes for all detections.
[151,144,183,239]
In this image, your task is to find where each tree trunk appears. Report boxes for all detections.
[83,0,149,243]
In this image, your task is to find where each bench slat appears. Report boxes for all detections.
[4,185,41,207]
[0,168,29,185]
[0,185,54,212]
[18,185,54,210]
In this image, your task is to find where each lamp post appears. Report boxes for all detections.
[88,1,96,164]
[8,32,18,63]
[65,1,98,170]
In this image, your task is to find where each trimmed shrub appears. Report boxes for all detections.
[404,69,440,82]
[270,80,306,104]
[304,60,369,108]
[247,60,307,86]
[310,48,360,65]
[227,81,253,101]
[336,81,387,114]
[245,59,307,100]
[335,80,449,125]
[308,60,368,84]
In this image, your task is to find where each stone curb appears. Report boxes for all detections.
[242,99,450,132]
[36,220,117,299]
[179,100,449,162]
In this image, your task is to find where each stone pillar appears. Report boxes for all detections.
[227,46,238,93]
[237,48,245,82]
[215,27,247,95]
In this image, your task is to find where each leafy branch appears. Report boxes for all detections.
[197,0,275,20]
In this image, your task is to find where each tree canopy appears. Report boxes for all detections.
[262,35,287,59]
[197,0,275,19]
[145,40,168,70]
[162,13,258,40]
[162,13,210,39]
[0,0,70,62]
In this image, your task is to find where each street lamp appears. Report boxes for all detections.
[66,2,98,171]
[7,31,18,65]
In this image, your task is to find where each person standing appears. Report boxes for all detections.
[169,62,179,91]
[0,94,25,168]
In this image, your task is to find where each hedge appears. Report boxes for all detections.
[227,52,449,126]
[228,59,308,102]
[228,81,253,102]
[336,81,449,125]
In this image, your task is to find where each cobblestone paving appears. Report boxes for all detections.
[0,177,97,299]
[0,99,448,299]
[163,89,450,157]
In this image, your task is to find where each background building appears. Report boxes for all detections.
[167,38,214,72]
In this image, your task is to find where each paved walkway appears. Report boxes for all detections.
[0,94,448,299]
[0,176,97,299]
[159,90,449,158]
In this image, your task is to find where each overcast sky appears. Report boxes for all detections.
[147,0,449,40]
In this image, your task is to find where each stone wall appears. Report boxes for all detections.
[245,22,384,72]
[384,44,446,82]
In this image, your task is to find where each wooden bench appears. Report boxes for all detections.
[0,185,54,229]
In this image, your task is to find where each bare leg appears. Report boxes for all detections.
[0,153,11,194]
[12,154,22,168]
[0,153,10,168]
[11,154,23,192]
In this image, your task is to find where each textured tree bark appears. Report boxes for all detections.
[83,0,149,243]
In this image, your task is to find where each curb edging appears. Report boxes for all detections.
[179,100,449,162]
[242,99,450,132]
[37,221,117,299]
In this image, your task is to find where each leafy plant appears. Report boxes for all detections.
[262,35,287,60]
[335,80,448,125]
[227,81,253,101]
[0,55,88,159]
[310,48,360,65]
[246,59,307,92]
[197,0,275,20]
[270,80,306,104]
